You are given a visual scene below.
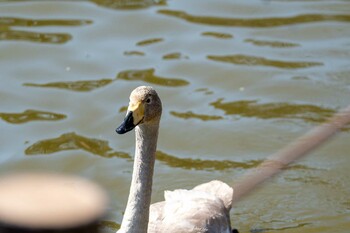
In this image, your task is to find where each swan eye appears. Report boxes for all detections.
[146,98,151,104]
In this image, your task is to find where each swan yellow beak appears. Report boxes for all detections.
[116,100,144,134]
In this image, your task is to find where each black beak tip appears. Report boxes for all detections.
[116,126,127,134]
[116,111,135,135]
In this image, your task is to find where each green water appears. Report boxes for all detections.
[1,0,350,232]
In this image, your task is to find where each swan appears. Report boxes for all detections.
[116,86,234,233]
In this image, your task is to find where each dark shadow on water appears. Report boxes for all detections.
[207,54,322,69]
[24,79,114,92]
[25,132,130,159]
[0,109,66,124]
[158,10,350,28]
[210,99,335,123]
[117,68,189,87]
[90,0,166,10]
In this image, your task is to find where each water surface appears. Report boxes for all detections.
[1,0,350,232]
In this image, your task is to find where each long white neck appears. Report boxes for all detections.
[118,123,159,233]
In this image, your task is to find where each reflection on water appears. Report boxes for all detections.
[195,88,213,95]
[24,68,189,92]
[201,31,233,39]
[0,17,91,43]
[285,175,329,185]
[123,51,145,56]
[251,222,311,233]
[244,39,299,48]
[136,38,164,46]
[156,151,261,171]
[0,29,72,44]
[162,52,188,60]
[0,17,92,27]
[90,0,166,10]
[118,106,128,113]
[24,79,114,92]
[158,10,350,27]
[25,132,130,159]
[117,68,189,87]
[0,109,66,124]
[98,220,120,232]
[207,54,323,69]
[156,151,315,171]
[170,111,222,121]
[210,99,335,123]
[24,132,260,170]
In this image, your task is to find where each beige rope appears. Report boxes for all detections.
[232,104,350,204]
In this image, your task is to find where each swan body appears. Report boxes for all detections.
[116,86,234,233]
[149,180,233,233]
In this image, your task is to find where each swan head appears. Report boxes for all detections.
[116,86,162,134]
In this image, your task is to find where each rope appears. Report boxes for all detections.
[232,104,350,204]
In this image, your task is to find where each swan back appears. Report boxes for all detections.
[148,180,233,233]
[193,180,233,211]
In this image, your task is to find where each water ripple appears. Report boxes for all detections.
[90,0,166,10]
[0,17,91,44]
[117,68,189,87]
[0,28,72,44]
[98,220,120,231]
[170,111,223,121]
[207,54,323,69]
[285,176,330,185]
[251,222,311,233]
[162,52,188,60]
[195,88,214,95]
[124,51,145,56]
[24,133,318,171]
[244,38,299,48]
[156,151,316,171]
[0,17,92,27]
[24,79,114,92]
[0,109,66,124]
[210,99,335,123]
[136,38,164,46]
[201,31,233,39]
[158,10,350,27]
[25,132,130,159]
[156,151,260,171]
